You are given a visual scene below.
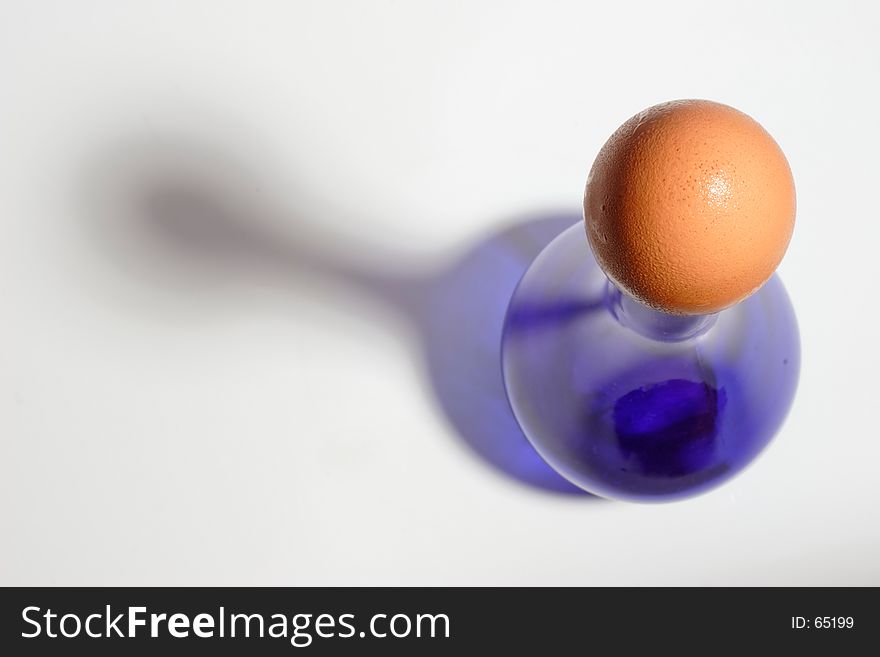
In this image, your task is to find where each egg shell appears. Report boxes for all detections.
[584,99,796,315]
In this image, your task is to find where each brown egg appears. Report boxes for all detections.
[584,99,795,315]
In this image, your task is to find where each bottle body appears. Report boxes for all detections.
[501,224,800,502]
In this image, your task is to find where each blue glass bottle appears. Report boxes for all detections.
[501,223,800,502]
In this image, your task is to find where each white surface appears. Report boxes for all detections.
[1,0,879,586]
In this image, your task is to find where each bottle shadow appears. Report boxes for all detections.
[79,137,598,497]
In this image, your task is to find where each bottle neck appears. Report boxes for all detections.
[605,281,716,342]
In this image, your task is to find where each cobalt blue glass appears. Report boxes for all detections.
[501,223,800,502]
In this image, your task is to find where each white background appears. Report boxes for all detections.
[2,0,878,585]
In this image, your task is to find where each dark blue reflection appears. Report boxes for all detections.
[505,298,605,332]
[613,379,726,477]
